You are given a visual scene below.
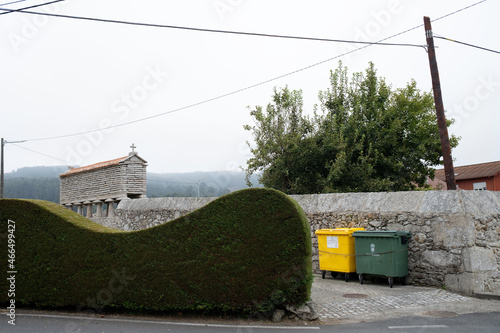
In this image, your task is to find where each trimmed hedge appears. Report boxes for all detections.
[0,188,312,314]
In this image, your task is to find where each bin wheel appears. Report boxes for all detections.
[322,271,326,279]
[345,273,349,282]
[331,272,337,278]
[388,277,394,288]
[401,276,406,286]
[359,274,363,285]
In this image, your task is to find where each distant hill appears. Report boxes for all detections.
[3,166,262,203]
[4,165,70,179]
[4,166,69,203]
[4,177,61,203]
[147,171,262,198]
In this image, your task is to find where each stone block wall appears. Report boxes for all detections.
[91,191,500,296]
[96,197,215,230]
[124,162,147,197]
[291,191,500,295]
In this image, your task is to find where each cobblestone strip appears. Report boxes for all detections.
[317,290,470,319]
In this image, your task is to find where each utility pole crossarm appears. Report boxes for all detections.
[423,16,457,191]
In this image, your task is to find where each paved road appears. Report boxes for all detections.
[2,312,319,333]
[2,311,500,332]
[2,275,500,332]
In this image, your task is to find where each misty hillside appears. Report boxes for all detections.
[4,165,70,179]
[147,170,262,198]
[3,166,262,203]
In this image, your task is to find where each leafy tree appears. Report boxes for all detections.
[243,86,318,194]
[244,62,459,193]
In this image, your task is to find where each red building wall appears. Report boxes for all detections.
[457,176,499,191]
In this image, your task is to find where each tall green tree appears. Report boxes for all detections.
[244,62,459,194]
[244,86,320,194]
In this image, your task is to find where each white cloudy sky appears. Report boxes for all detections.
[1,0,499,173]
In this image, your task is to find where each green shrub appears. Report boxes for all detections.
[0,188,312,314]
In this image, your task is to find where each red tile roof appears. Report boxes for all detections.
[434,160,500,181]
[60,156,127,177]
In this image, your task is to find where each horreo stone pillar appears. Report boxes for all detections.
[75,202,83,215]
[84,201,93,218]
[105,198,116,217]
[94,200,103,218]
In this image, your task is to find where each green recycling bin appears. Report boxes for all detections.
[352,230,411,288]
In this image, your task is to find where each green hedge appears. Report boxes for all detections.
[0,188,312,314]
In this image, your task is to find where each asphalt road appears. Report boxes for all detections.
[2,311,500,333]
[3,275,500,332]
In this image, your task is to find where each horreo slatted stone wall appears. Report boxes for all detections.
[59,151,147,218]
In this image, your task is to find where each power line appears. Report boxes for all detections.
[434,35,500,55]
[430,0,486,21]
[0,0,65,16]
[367,0,487,44]
[0,6,426,48]
[23,44,374,142]
[10,142,70,164]
[15,0,489,143]
[148,179,197,185]
[0,0,27,6]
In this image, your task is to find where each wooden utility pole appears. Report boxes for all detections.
[0,138,26,199]
[424,16,457,190]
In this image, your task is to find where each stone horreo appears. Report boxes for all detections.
[59,145,147,218]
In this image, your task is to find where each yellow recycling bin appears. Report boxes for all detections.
[315,228,365,281]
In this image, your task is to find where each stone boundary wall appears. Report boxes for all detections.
[290,191,500,296]
[96,197,215,230]
[92,191,500,296]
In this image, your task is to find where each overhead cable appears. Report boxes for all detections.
[14,0,488,143]
[10,143,70,164]
[434,35,500,55]
[148,179,197,185]
[0,0,65,16]
[0,0,27,6]
[23,43,376,142]
[0,6,426,48]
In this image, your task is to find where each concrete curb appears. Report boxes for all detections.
[474,293,500,301]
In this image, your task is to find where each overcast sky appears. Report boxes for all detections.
[1,0,499,174]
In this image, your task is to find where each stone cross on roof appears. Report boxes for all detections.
[130,143,136,152]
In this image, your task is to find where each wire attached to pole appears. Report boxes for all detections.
[434,35,500,55]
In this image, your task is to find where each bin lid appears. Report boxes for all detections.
[315,228,365,235]
[352,230,411,238]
